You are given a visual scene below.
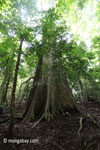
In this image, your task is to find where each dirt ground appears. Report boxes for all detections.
[0,101,100,150]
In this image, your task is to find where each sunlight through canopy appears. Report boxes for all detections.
[37,0,56,10]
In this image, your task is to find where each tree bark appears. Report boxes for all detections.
[23,53,80,122]
[8,38,24,138]
[1,76,10,104]
[23,8,80,122]
[0,50,13,104]
[78,78,84,101]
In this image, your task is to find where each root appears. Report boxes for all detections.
[31,109,72,129]
[31,110,54,129]
[78,117,86,150]
[78,112,100,128]
[77,113,100,150]
[78,117,83,137]
[31,113,45,128]
[86,113,100,128]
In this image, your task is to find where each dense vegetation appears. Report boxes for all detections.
[0,0,100,147]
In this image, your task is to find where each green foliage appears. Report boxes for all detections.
[0,0,100,102]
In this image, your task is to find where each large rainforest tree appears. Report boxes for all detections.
[23,0,81,122]
[0,0,100,131]
[22,0,100,122]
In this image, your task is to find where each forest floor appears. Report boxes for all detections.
[0,101,100,150]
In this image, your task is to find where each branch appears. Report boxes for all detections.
[20,77,34,86]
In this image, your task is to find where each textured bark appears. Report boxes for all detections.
[1,77,10,104]
[0,49,13,104]
[79,78,84,101]
[23,56,43,119]
[23,53,80,122]
[9,38,24,138]
[23,7,80,122]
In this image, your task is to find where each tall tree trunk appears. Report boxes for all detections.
[23,53,80,122]
[0,50,13,104]
[23,55,43,121]
[23,8,80,122]
[8,38,24,138]
[78,78,84,101]
[0,64,10,104]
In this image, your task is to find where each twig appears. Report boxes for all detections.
[0,117,22,124]
[20,77,34,87]
[54,142,65,150]
[0,118,10,124]
[0,114,10,118]
[85,141,96,150]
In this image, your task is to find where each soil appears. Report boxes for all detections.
[0,101,100,150]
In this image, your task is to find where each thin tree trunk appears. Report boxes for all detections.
[0,69,9,104]
[0,50,13,104]
[78,78,84,101]
[1,77,10,104]
[8,38,24,138]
